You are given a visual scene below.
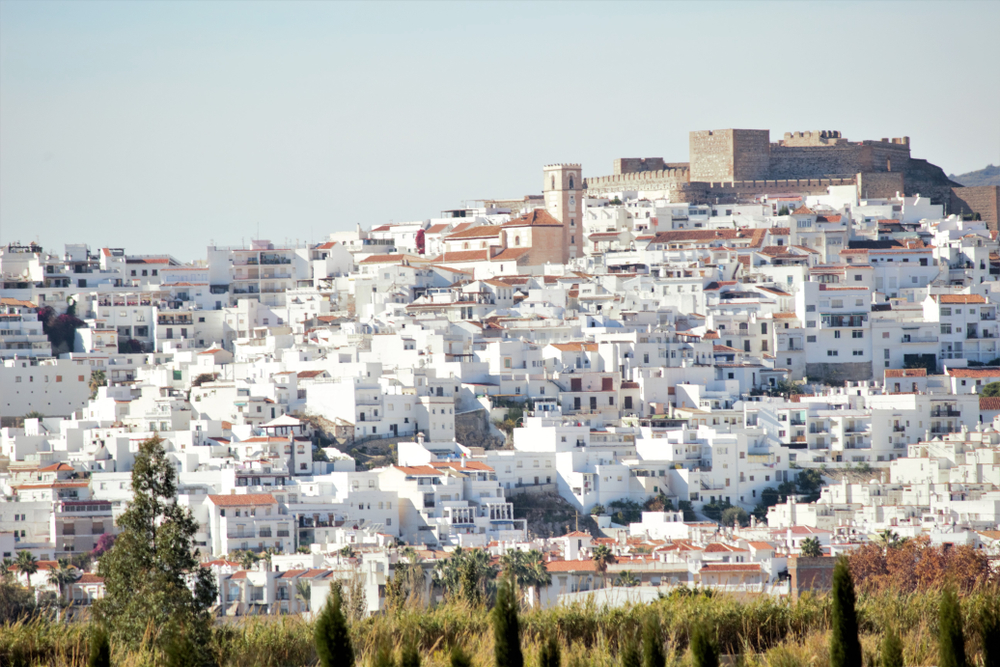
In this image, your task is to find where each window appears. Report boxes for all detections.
[882,332,890,339]
[853,350,863,356]
[852,330,863,339]
[941,324,952,334]
[854,275,862,281]
[941,307,952,316]
[806,305,816,312]
[807,335,817,343]
[884,349,891,359]
[834,331,841,339]
[832,299,843,308]
[827,350,838,356]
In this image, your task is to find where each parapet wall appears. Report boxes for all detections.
[857,172,905,200]
[584,168,691,196]
[950,186,1000,230]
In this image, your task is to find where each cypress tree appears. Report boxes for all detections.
[621,634,641,667]
[537,635,561,667]
[400,641,421,667]
[830,557,862,667]
[450,645,472,667]
[87,627,111,667]
[493,574,523,667]
[690,626,719,667]
[315,586,355,667]
[983,606,1000,667]
[939,588,966,667]
[880,627,903,667]
[642,614,665,667]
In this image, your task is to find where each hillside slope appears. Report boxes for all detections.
[949,164,1000,187]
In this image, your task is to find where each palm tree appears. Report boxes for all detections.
[339,545,356,559]
[591,545,616,589]
[526,550,551,605]
[799,537,823,557]
[48,558,79,604]
[1,557,15,583]
[616,570,639,588]
[294,579,312,612]
[237,550,258,570]
[876,529,906,551]
[15,550,39,588]
[88,369,107,399]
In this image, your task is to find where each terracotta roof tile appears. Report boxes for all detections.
[208,493,277,507]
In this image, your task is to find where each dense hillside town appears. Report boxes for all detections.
[2,128,999,617]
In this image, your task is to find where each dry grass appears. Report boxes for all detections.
[2,587,997,666]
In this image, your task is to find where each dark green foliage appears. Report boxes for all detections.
[372,644,396,667]
[87,627,110,667]
[983,605,1000,667]
[315,586,354,667]
[939,588,966,667]
[642,493,674,513]
[642,614,664,667]
[608,499,643,526]
[493,575,523,667]
[799,537,823,558]
[778,205,790,216]
[620,634,641,667]
[981,381,1000,397]
[677,501,696,522]
[0,578,36,623]
[449,645,472,667]
[830,557,862,667]
[719,506,749,527]
[400,641,420,667]
[94,436,216,654]
[881,626,903,667]
[690,626,719,667]
[537,635,560,667]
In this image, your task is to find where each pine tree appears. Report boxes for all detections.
[830,557,862,667]
[315,586,355,667]
[493,574,523,667]
[642,614,665,667]
[450,645,472,667]
[95,436,216,654]
[938,588,966,667]
[87,627,111,667]
[690,626,719,667]
[621,634,641,667]
[880,626,903,667]
[400,641,421,667]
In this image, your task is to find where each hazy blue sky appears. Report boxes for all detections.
[1,1,998,261]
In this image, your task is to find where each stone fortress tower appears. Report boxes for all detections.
[575,128,1000,225]
[543,163,583,263]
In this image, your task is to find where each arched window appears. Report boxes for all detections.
[515,236,521,246]
[463,242,469,250]
[569,175,575,189]
[551,176,555,190]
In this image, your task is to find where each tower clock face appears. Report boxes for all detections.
[569,196,575,205]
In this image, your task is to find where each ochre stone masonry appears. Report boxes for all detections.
[584,128,959,206]
[950,186,1000,230]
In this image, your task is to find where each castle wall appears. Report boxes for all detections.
[689,129,770,182]
[857,172,905,200]
[950,186,1000,230]
[614,158,667,175]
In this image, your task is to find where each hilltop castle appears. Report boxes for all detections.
[582,129,995,223]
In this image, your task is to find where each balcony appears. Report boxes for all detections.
[930,409,960,418]
[892,426,905,433]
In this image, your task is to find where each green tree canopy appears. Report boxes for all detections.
[981,381,1000,397]
[95,436,216,654]
[830,557,862,667]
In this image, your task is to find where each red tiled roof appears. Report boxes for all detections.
[503,209,563,228]
[700,563,761,573]
[550,342,598,352]
[359,253,424,265]
[947,367,1000,378]
[979,397,1000,411]
[208,493,277,507]
[936,294,987,304]
[546,559,598,572]
[445,225,501,240]
[885,368,926,378]
[394,465,442,476]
